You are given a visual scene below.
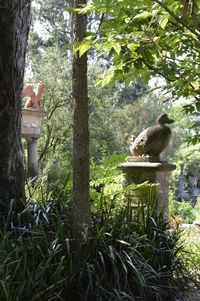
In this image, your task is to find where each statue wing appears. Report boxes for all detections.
[131,126,166,152]
[22,85,35,98]
[131,128,149,151]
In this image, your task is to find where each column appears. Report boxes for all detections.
[26,137,39,178]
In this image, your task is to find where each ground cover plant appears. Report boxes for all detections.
[169,195,200,224]
[0,160,196,301]
[180,227,200,282]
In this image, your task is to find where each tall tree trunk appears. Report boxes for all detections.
[72,0,91,233]
[0,1,31,214]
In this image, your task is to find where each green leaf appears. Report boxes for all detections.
[113,42,121,55]
[79,41,92,56]
[103,41,113,53]
[77,4,94,14]
[101,71,115,87]
[159,16,169,29]
[64,42,72,49]
[196,102,200,111]
[125,77,131,87]
[73,41,92,57]
[127,42,140,52]
[133,11,152,20]
[72,42,82,55]
[143,72,150,85]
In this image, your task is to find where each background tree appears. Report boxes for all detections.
[0,0,31,212]
[32,0,73,51]
[72,0,91,232]
[26,0,198,206]
[172,143,200,190]
[25,45,73,169]
[24,41,149,174]
[77,0,200,142]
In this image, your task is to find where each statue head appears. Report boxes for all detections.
[37,82,45,94]
[157,113,174,125]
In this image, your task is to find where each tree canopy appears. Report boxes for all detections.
[74,0,200,140]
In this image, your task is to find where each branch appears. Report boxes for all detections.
[38,125,51,163]
[97,13,104,32]
[142,59,173,83]
[191,0,200,30]
[154,0,200,39]
[48,101,63,120]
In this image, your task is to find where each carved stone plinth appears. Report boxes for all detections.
[21,108,47,136]
[21,108,47,178]
[118,162,176,220]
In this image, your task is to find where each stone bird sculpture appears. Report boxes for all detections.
[130,113,174,162]
[23,82,45,109]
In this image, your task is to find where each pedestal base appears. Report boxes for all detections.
[118,162,176,220]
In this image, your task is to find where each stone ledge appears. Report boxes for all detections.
[118,162,176,172]
[22,133,43,139]
[22,108,47,116]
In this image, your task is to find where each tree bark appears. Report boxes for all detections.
[0,1,31,213]
[72,0,91,233]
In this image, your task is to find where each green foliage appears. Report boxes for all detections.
[25,41,151,167]
[170,142,200,190]
[90,154,128,211]
[0,183,192,301]
[179,228,200,281]
[25,45,73,172]
[76,0,200,142]
[174,200,196,224]
[176,143,200,180]
[32,0,72,50]
[171,199,200,224]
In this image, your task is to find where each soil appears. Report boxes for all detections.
[181,289,200,301]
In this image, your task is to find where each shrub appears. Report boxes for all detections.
[171,199,200,224]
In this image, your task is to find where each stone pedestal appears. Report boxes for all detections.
[21,108,47,136]
[21,108,47,178]
[118,162,176,220]
[26,136,40,177]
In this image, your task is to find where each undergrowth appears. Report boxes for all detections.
[0,180,195,301]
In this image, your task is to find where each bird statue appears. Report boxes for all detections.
[22,82,45,109]
[130,113,174,162]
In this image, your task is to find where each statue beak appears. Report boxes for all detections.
[167,118,174,124]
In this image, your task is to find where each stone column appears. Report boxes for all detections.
[26,136,39,178]
[118,162,176,220]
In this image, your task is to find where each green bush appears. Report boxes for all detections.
[171,199,200,224]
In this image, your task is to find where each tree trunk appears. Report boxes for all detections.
[72,0,91,233]
[0,1,31,214]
